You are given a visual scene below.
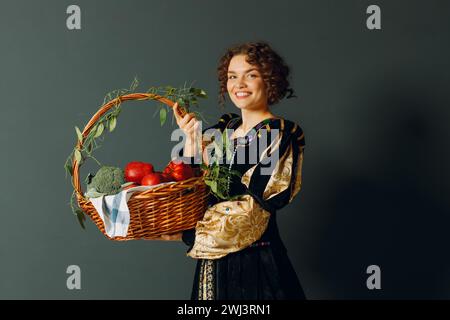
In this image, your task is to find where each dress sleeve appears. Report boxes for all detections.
[186,119,306,259]
[187,194,271,259]
[242,120,306,212]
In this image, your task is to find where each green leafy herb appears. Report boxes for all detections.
[201,161,242,201]
[160,108,167,126]
[75,126,83,142]
[94,123,104,138]
[108,117,117,132]
[75,209,86,229]
[74,149,82,163]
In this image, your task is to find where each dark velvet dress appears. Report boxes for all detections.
[181,113,306,300]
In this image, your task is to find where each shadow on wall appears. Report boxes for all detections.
[311,71,450,299]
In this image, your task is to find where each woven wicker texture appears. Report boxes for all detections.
[72,93,208,240]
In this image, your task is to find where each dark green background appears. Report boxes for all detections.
[0,0,449,299]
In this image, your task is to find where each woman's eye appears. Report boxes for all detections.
[228,74,257,80]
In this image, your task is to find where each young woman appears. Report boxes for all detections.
[162,42,306,300]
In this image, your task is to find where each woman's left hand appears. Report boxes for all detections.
[156,232,183,241]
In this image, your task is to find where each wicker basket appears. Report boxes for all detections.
[72,93,209,240]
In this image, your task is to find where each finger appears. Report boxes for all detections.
[185,122,199,137]
[173,103,182,121]
[190,121,200,134]
[174,103,188,122]
[161,235,174,241]
[180,113,194,127]
[161,232,182,241]
[184,118,197,132]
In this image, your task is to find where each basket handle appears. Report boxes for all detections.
[72,93,186,200]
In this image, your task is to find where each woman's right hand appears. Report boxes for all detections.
[173,102,200,141]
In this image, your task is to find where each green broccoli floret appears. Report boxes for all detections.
[87,166,125,196]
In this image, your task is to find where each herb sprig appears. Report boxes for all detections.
[200,129,245,201]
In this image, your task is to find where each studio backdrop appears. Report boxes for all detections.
[0,0,449,299]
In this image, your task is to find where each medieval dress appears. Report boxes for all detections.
[181,113,306,300]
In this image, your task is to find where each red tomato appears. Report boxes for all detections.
[163,166,171,175]
[124,161,154,183]
[161,173,174,182]
[141,162,153,174]
[163,160,194,182]
[141,173,163,186]
[172,165,194,181]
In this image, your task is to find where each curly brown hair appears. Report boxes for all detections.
[217,42,295,107]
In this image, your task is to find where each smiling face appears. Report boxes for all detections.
[226,54,268,111]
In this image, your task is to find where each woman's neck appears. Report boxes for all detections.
[239,107,275,133]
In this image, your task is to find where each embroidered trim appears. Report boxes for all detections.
[198,259,215,300]
[249,241,271,248]
[226,117,240,130]
[228,118,282,147]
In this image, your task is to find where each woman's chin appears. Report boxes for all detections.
[233,102,251,110]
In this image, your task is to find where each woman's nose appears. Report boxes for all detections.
[236,79,246,88]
